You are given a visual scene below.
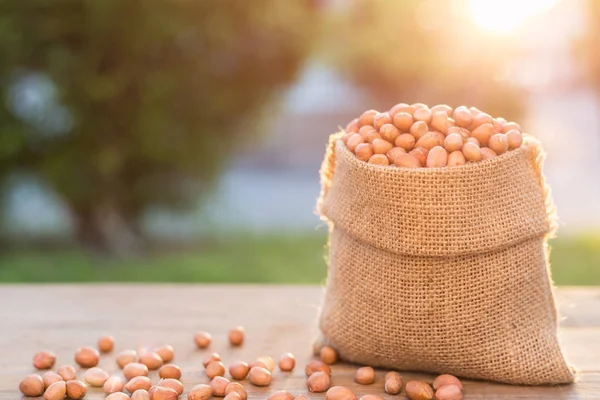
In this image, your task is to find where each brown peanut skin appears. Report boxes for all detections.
[19,374,44,397]
[434,384,463,400]
[307,371,331,393]
[268,390,295,400]
[33,351,56,370]
[354,367,375,385]
[43,380,66,400]
[433,374,463,390]
[384,371,402,395]
[65,380,87,399]
[326,386,357,400]
[188,384,213,400]
[406,381,434,400]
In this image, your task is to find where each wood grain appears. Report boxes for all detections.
[0,285,598,399]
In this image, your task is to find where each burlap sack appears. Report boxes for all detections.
[315,133,574,385]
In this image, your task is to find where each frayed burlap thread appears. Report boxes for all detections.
[315,133,574,385]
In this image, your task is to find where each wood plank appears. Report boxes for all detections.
[0,285,599,399]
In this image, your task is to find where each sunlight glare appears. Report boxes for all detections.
[468,0,561,33]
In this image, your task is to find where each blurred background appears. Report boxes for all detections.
[0,0,598,284]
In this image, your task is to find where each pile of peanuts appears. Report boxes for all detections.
[342,103,523,168]
[20,328,462,400]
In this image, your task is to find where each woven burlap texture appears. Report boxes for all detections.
[315,133,574,385]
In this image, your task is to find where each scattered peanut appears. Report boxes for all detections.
[65,380,87,399]
[33,351,56,370]
[194,331,212,349]
[75,346,100,368]
[43,372,63,389]
[152,386,178,400]
[206,361,226,378]
[268,390,295,400]
[117,350,138,368]
[278,353,296,371]
[19,374,44,396]
[305,360,331,376]
[434,384,463,400]
[249,366,271,387]
[320,346,338,365]
[203,352,222,368]
[57,365,77,381]
[354,366,375,385]
[433,374,463,390]
[139,352,163,370]
[225,382,247,400]
[124,362,149,380]
[405,381,434,400]
[98,335,115,353]
[43,380,66,400]
[159,364,182,380]
[229,326,245,346]
[188,384,213,400]
[384,371,402,395]
[158,378,184,396]
[210,376,231,396]
[326,386,357,400]
[104,376,124,394]
[131,389,151,400]
[154,344,175,363]
[359,395,384,400]
[84,367,109,387]
[307,371,331,392]
[125,376,152,392]
[224,392,242,400]
[229,361,250,380]
[255,356,275,372]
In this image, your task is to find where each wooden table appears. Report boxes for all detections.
[1,285,599,400]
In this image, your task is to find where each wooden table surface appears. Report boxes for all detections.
[1,285,599,400]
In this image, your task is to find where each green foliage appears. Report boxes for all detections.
[0,0,317,251]
[0,233,598,284]
[321,0,524,120]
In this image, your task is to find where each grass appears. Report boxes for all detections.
[0,233,598,284]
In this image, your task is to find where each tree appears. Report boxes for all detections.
[0,0,318,254]
[320,0,524,121]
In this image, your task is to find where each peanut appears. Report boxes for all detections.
[159,364,182,380]
[426,146,448,168]
[229,361,250,380]
[154,344,174,363]
[365,130,382,143]
[194,331,212,349]
[158,378,184,396]
[443,133,463,152]
[139,352,163,370]
[117,349,138,368]
[405,381,434,400]
[430,111,449,134]
[346,118,359,133]
[98,335,115,353]
[488,133,509,155]
[409,147,429,166]
[447,151,467,167]
[75,346,100,368]
[433,374,463,390]
[393,112,414,132]
[188,384,213,400]
[206,361,226,378]
[43,372,63,389]
[414,107,433,124]
[43,380,66,400]
[358,110,378,127]
[320,345,338,365]
[379,123,400,142]
[305,360,331,376]
[470,112,493,130]
[224,393,241,400]
[125,376,152,392]
[372,138,393,155]
[358,125,376,139]
[347,133,364,152]
[480,147,497,160]
[124,362,149,380]
[225,382,247,400]
[278,353,295,372]
[203,352,222,368]
[506,129,523,149]
[453,106,472,128]
[410,120,429,139]
[373,112,392,130]
[131,389,150,400]
[104,376,124,394]
[268,390,295,400]
[229,326,245,346]
[65,380,87,399]
[326,386,356,400]
[152,386,178,400]
[359,396,384,400]
[307,371,331,392]
[355,143,374,162]
[395,133,416,151]
[434,384,462,400]
[354,366,375,385]
[210,376,231,396]
[84,367,109,387]
[502,121,521,133]
[463,142,482,162]
[395,152,421,168]
[249,366,271,386]
[415,131,442,150]
[390,103,415,117]
[384,371,402,395]
[470,123,493,147]
[57,365,77,381]
[19,374,44,396]
[385,147,405,164]
[256,356,275,372]
[369,154,390,166]
[33,351,56,370]
[106,393,131,400]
